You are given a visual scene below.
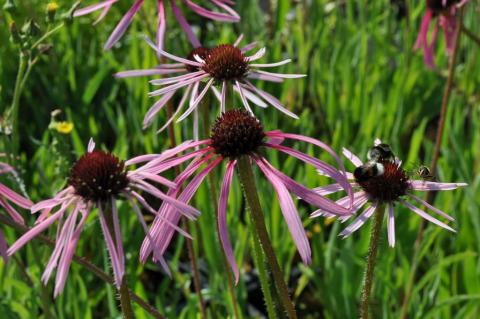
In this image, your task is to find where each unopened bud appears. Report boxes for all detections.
[46,2,59,23]
[9,21,21,43]
[22,19,41,38]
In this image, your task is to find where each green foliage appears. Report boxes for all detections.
[0,0,479,318]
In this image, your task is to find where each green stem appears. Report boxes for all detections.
[236,156,297,319]
[399,9,464,319]
[31,22,65,50]
[9,52,27,155]
[359,205,385,319]
[461,24,480,47]
[248,214,277,319]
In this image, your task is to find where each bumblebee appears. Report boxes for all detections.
[367,143,395,163]
[354,161,385,183]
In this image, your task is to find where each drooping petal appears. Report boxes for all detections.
[410,180,467,191]
[156,0,166,51]
[342,147,363,167]
[0,184,33,209]
[217,160,239,283]
[184,0,239,22]
[169,0,201,48]
[254,157,311,264]
[104,0,144,50]
[98,203,124,288]
[408,194,455,221]
[339,202,378,238]
[74,0,118,17]
[399,199,455,232]
[387,204,395,247]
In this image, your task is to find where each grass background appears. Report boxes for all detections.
[1,0,479,318]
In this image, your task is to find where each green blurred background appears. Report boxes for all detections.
[0,0,479,318]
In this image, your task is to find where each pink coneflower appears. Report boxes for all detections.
[414,0,468,68]
[0,162,32,262]
[115,36,304,136]
[74,0,240,50]
[312,139,467,247]
[138,110,353,282]
[7,139,199,296]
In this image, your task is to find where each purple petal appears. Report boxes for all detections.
[339,202,378,238]
[115,68,186,78]
[218,160,239,283]
[342,147,363,167]
[184,0,239,22]
[74,0,117,17]
[98,203,124,288]
[254,157,311,264]
[399,199,455,232]
[408,194,455,221]
[156,0,166,51]
[143,90,176,128]
[0,184,33,209]
[410,180,467,191]
[387,204,395,247]
[0,197,25,225]
[169,0,201,48]
[104,0,144,50]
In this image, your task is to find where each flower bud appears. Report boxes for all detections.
[3,0,16,13]
[46,2,59,23]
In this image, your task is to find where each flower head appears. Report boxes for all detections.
[7,139,198,296]
[139,110,353,283]
[116,35,305,134]
[312,139,467,247]
[414,0,469,68]
[0,162,32,262]
[74,0,240,50]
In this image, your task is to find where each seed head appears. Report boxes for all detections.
[202,44,249,81]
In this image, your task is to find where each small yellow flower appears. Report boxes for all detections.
[55,121,74,134]
[47,2,59,12]
[313,223,322,234]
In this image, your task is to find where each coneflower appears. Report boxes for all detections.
[7,139,198,296]
[74,0,240,50]
[0,162,32,262]
[414,0,469,68]
[312,139,466,246]
[139,110,353,282]
[115,35,305,134]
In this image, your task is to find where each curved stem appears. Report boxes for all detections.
[399,9,464,319]
[359,205,385,319]
[0,214,164,319]
[237,156,297,319]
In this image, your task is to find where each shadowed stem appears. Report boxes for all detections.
[359,205,385,319]
[201,105,241,319]
[399,9,464,319]
[165,102,207,318]
[0,214,164,318]
[237,156,297,319]
[248,214,278,319]
[102,203,133,319]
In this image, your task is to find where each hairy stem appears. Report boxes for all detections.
[0,215,164,318]
[359,205,385,319]
[248,213,278,319]
[237,156,297,319]
[399,9,464,319]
